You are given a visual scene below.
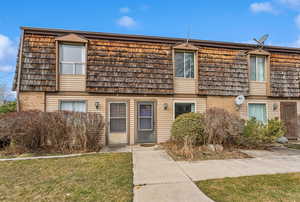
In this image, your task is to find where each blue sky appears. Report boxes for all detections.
[1,0,300,97]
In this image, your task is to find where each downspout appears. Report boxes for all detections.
[16,29,24,112]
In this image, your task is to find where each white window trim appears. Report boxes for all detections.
[173,100,197,120]
[59,44,86,75]
[250,55,267,83]
[174,51,196,79]
[59,100,87,112]
[108,102,128,134]
[247,101,268,121]
[137,103,154,131]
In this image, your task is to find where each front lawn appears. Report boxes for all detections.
[0,153,133,202]
[197,173,300,202]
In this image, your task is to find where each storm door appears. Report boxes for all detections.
[136,102,156,143]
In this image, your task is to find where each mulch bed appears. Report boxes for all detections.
[161,142,251,161]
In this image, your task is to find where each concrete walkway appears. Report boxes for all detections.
[177,154,300,181]
[133,146,213,202]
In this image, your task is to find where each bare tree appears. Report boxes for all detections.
[0,75,14,105]
[0,82,7,105]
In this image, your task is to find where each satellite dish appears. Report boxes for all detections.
[253,34,269,48]
[235,95,245,106]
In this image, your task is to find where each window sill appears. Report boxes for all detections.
[138,129,154,131]
[249,81,267,83]
[60,74,86,76]
[174,77,195,80]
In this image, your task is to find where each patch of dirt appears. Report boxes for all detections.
[162,142,251,161]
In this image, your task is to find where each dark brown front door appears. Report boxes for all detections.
[280,102,298,138]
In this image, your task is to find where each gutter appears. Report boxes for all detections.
[16,29,24,112]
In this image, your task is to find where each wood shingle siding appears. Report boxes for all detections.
[198,47,249,96]
[13,27,300,98]
[15,34,57,91]
[270,53,300,97]
[86,40,174,94]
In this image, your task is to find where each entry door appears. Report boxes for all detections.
[137,102,156,143]
[280,102,298,138]
[108,102,128,145]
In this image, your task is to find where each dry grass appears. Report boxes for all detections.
[285,143,300,150]
[197,173,300,202]
[162,142,250,161]
[0,153,133,202]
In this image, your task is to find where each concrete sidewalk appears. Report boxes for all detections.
[133,146,213,202]
[133,146,300,201]
[178,155,300,181]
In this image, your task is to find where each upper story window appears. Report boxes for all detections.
[175,51,195,78]
[59,44,86,75]
[250,55,266,82]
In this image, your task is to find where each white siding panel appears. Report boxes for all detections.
[249,82,267,96]
[59,75,86,91]
[174,78,197,94]
[46,95,207,144]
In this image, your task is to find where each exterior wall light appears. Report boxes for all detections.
[95,102,100,110]
[163,103,168,110]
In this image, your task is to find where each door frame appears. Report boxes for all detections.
[280,101,298,139]
[106,100,130,145]
[137,102,154,132]
[135,100,157,144]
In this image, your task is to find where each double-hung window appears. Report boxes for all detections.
[174,102,195,118]
[59,44,86,75]
[248,103,267,123]
[250,56,266,81]
[175,51,195,78]
[60,101,86,112]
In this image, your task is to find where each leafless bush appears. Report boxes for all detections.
[0,111,105,154]
[203,108,244,147]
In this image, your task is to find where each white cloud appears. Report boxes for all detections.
[280,0,300,7]
[0,65,14,72]
[0,34,16,61]
[120,7,130,13]
[250,2,275,13]
[117,16,137,28]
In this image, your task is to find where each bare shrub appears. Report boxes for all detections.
[203,108,244,147]
[0,111,105,154]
